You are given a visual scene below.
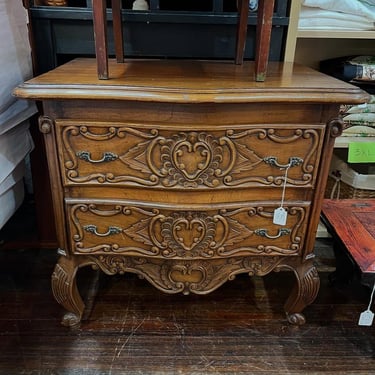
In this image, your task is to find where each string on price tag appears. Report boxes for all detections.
[358,280,375,326]
[273,164,290,226]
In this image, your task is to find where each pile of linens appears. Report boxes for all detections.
[0,1,36,229]
[299,0,375,137]
[299,0,375,31]
[319,54,375,137]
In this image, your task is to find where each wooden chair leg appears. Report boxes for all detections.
[111,0,124,63]
[235,0,249,65]
[254,0,275,82]
[92,0,109,79]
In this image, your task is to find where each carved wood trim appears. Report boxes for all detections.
[58,122,322,188]
[89,255,283,295]
[38,115,53,134]
[67,202,308,258]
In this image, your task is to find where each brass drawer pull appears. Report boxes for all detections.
[263,156,303,169]
[77,151,118,163]
[255,228,291,239]
[83,224,122,237]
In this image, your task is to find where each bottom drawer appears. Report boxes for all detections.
[66,199,310,258]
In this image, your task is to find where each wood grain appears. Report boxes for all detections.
[322,199,375,274]
[0,247,374,375]
[14,59,369,104]
[13,59,370,326]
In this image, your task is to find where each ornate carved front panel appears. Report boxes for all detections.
[66,200,310,258]
[90,255,284,295]
[56,121,324,188]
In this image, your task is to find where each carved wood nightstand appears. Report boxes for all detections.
[14,58,369,326]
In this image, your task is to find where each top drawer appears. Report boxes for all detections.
[56,120,325,189]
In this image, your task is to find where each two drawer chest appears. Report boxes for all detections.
[15,58,369,326]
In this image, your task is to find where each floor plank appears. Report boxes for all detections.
[0,246,374,375]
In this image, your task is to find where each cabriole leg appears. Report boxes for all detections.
[51,255,85,327]
[284,260,320,325]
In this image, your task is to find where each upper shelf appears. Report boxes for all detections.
[297,30,375,39]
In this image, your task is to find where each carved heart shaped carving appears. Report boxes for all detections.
[172,218,206,251]
[173,141,211,180]
[170,266,204,284]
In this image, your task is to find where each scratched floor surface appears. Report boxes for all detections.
[0,244,374,375]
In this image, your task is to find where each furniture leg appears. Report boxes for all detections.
[51,255,86,327]
[235,0,249,65]
[283,259,320,325]
[92,0,108,79]
[254,0,275,81]
[111,0,124,63]
[329,239,358,286]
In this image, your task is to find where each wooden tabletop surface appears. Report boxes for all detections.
[322,199,375,274]
[14,58,370,104]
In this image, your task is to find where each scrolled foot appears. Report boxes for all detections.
[282,260,320,325]
[286,312,306,325]
[52,256,86,326]
[61,312,81,328]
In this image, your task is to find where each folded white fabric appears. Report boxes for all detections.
[0,120,34,187]
[342,125,375,136]
[0,102,37,135]
[346,103,375,114]
[302,0,375,21]
[0,0,37,130]
[0,178,25,229]
[299,6,375,30]
[0,160,25,196]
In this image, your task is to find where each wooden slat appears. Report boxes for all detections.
[92,0,108,79]
[254,0,275,81]
[92,0,276,81]
[111,0,124,63]
[0,246,374,374]
[235,0,249,65]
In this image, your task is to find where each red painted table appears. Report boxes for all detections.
[321,199,375,286]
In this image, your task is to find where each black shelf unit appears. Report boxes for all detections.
[30,0,290,74]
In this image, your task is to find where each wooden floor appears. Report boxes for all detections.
[0,242,374,375]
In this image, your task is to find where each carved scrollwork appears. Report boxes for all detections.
[300,266,320,306]
[51,262,83,326]
[91,255,283,295]
[60,123,321,188]
[69,203,306,257]
[38,116,54,134]
[327,118,344,138]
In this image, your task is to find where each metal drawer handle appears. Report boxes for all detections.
[83,225,122,237]
[263,156,303,169]
[77,151,118,163]
[255,228,290,239]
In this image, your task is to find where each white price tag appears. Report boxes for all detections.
[358,279,375,326]
[273,207,287,226]
[358,310,374,326]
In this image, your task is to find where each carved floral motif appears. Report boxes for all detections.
[59,123,320,188]
[90,255,283,295]
[69,203,306,257]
